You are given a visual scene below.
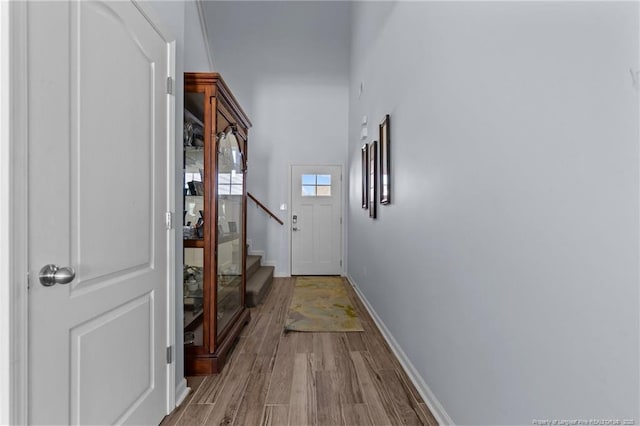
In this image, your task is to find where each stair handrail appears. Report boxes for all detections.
[247,192,284,225]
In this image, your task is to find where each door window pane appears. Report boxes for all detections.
[317,175,331,185]
[317,185,331,196]
[302,185,316,196]
[302,174,316,185]
[301,174,332,197]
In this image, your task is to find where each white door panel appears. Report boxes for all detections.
[28,1,171,424]
[315,203,333,263]
[297,204,314,264]
[70,293,153,425]
[291,165,342,275]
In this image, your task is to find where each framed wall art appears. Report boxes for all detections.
[361,144,369,209]
[379,114,390,205]
[369,141,377,218]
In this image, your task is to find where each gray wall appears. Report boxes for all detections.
[203,1,351,276]
[184,1,211,72]
[347,2,639,424]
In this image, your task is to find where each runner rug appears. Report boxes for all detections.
[284,276,364,332]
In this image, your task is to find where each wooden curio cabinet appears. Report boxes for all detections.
[183,73,251,375]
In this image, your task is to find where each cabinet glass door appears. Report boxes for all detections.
[184,91,205,348]
[216,128,244,336]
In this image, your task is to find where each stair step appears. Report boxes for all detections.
[246,265,274,307]
[246,255,261,279]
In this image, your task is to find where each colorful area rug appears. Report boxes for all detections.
[284,276,364,332]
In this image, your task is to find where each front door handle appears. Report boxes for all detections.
[292,227,300,231]
[39,264,76,287]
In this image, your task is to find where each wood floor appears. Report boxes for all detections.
[161,277,438,426]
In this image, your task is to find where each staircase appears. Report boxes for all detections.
[245,192,281,306]
[246,254,274,307]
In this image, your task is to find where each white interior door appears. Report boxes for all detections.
[291,165,342,275]
[27,2,172,424]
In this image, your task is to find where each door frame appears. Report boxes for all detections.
[2,2,29,424]
[289,164,345,276]
[1,2,177,423]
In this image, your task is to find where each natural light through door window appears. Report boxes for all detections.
[302,174,331,197]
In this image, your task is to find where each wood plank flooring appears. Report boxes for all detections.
[161,277,438,426]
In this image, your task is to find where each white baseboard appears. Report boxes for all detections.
[175,378,190,408]
[346,274,455,426]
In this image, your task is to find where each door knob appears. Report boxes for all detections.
[292,227,300,231]
[39,264,76,287]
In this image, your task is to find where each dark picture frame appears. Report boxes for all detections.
[369,141,377,218]
[379,114,390,205]
[361,144,369,209]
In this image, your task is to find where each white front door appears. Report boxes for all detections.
[291,165,342,275]
[27,2,173,424]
